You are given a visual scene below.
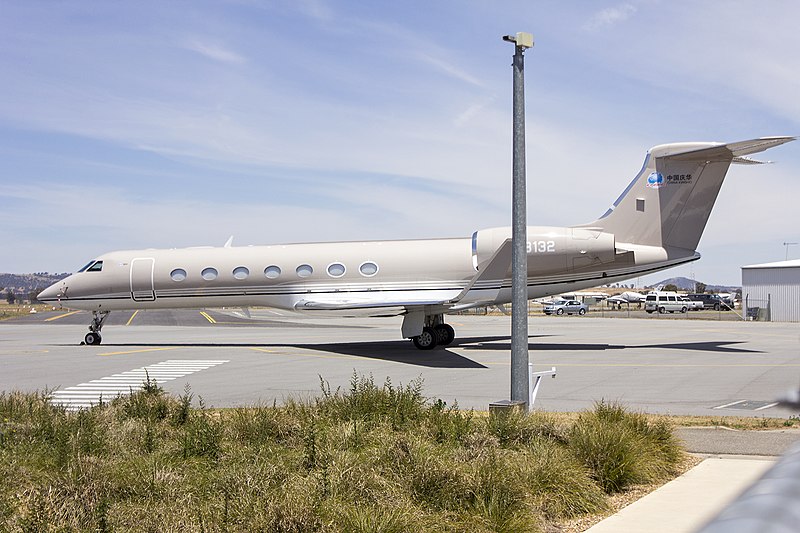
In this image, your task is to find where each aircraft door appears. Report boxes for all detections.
[130,258,156,302]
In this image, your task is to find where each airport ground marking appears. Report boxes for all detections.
[755,402,779,411]
[44,310,81,322]
[98,347,179,357]
[49,359,230,411]
[125,310,139,326]
[249,346,366,361]
[713,400,747,409]
[200,311,217,324]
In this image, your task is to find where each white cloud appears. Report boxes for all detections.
[182,39,247,64]
[584,3,637,30]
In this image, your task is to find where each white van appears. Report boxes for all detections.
[645,291,688,314]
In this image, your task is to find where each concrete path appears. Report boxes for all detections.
[586,456,774,533]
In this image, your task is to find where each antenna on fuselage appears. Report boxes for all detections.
[224,236,234,248]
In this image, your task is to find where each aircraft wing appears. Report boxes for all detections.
[294,290,463,311]
[296,239,515,314]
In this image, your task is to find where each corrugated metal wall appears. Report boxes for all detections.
[742,266,800,322]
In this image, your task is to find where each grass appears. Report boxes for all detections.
[0,303,54,321]
[0,375,693,532]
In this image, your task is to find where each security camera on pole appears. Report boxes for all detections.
[503,32,534,408]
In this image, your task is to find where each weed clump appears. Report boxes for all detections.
[0,379,684,531]
[568,400,684,493]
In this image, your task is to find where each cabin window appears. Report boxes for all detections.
[264,265,281,279]
[327,263,346,278]
[359,261,378,277]
[201,267,218,281]
[233,266,249,280]
[85,261,103,272]
[170,268,187,282]
[296,264,313,278]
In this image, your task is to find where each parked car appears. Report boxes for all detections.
[686,294,731,311]
[681,296,704,311]
[543,300,588,315]
[645,291,688,314]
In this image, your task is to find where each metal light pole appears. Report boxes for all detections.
[503,32,534,406]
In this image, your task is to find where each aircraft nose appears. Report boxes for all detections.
[38,282,65,305]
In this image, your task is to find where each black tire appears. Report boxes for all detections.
[658,307,666,314]
[681,306,687,314]
[84,332,102,345]
[434,324,455,345]
[578,308,586,315]
[412,327,438,350]
[713,303,720,311]
[646,310,653,314]
[556,308,564,315]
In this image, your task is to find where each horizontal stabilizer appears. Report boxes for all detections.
[731,156,769,165]
[665,136,795,162]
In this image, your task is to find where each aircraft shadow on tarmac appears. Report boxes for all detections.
[456,338,763,354]
[72,339,496,369]
[55,335,761,370]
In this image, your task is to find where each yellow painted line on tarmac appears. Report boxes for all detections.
[45,310,81,322]
[249,347,361,361]
[98,347,179,357]
[200,311,217,324]
[125,310,139,326]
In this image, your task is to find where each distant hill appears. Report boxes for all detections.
[0,272,70,299]
[647,276,740,293]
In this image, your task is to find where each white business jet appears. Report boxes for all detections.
[38,137,794,349]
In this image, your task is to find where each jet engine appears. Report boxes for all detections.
[471,226,617,277]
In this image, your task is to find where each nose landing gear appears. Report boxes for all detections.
[83,311,110,345]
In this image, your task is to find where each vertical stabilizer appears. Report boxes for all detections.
[580,137,794,252]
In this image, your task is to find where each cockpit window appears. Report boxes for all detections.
[78,260,103,272]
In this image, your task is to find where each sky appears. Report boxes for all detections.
[0,0,798,286]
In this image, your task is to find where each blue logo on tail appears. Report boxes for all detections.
[646,172,664,189]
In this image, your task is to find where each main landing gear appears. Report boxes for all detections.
[411,315,455,350]
[83,310,110,345]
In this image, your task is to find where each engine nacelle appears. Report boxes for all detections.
[471,226,617,276]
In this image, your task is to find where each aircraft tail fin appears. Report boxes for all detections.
[580,136,795,252]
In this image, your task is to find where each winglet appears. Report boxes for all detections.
[451,238,512,303]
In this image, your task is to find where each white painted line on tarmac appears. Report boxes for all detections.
[50,359,230,411]
[713,400,746,409]
[754,402,779,411]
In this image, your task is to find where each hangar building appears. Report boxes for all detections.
[742,259,800,322]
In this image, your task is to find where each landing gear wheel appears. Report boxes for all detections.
[578,308,586,316]
[434,324,455,345]
[84,332,102,345]
[412,327,438,350]
[556,308,564,315]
